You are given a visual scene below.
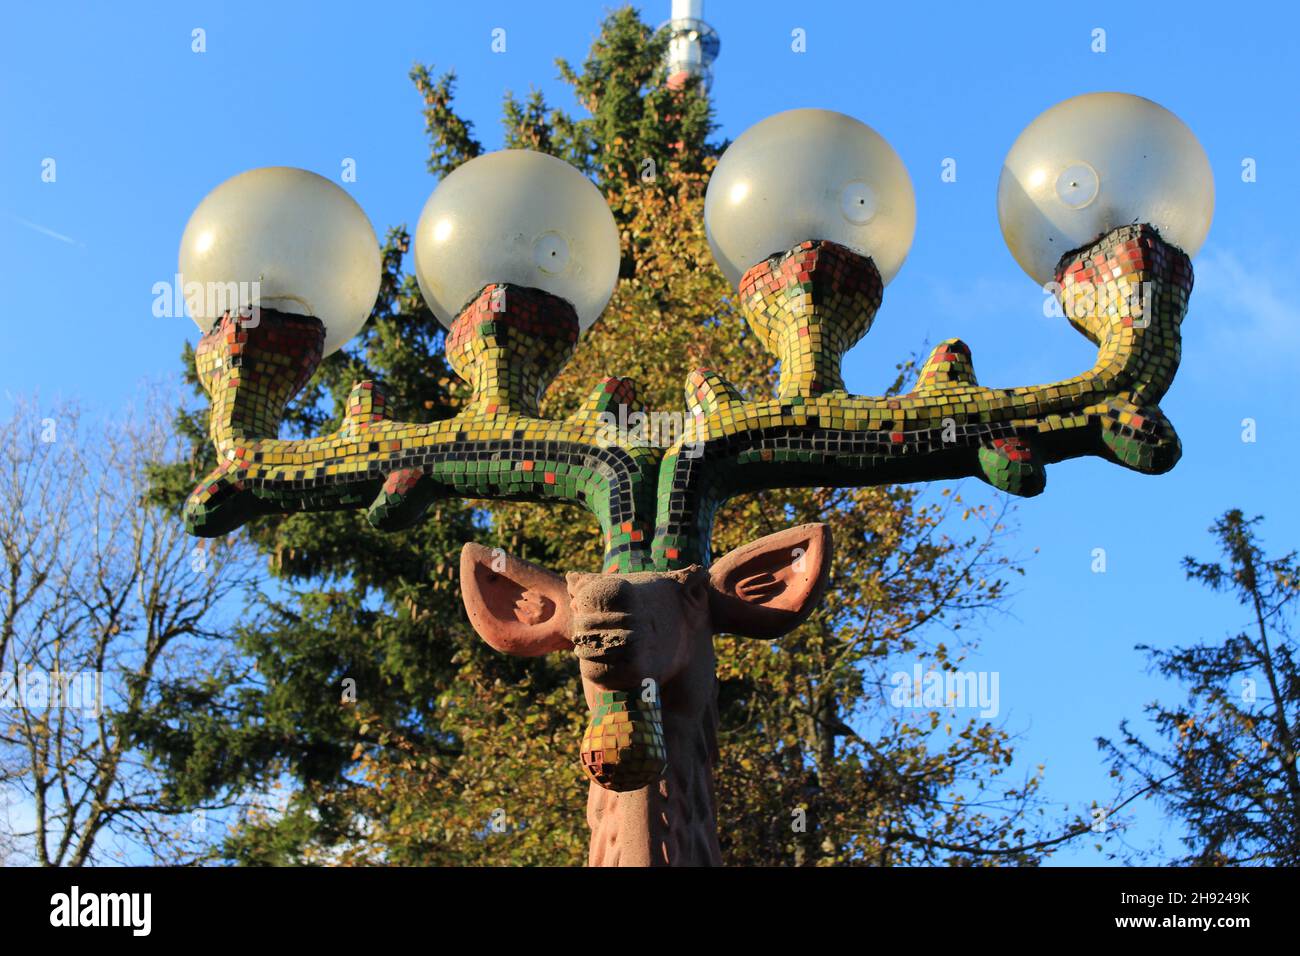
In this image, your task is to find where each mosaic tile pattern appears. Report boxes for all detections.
[737,240,883,399]
[196,310,325,445]
[188,227,1192,575]
[187,311,326,536]
[651,229,1193,567]
[185,284,661,571]
[446,283,577,417]
[579,691,667,792]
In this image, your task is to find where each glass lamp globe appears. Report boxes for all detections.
[704,108,916,287]
[178,167,382,356]
[413,149,620,331]
[997,92,1214,286]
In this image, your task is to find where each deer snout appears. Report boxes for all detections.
[571,611,636,661]
[568,575,646,665]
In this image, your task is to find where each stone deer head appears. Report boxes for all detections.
[459,523,831,866]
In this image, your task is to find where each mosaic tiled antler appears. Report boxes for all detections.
[651,223,1192,568]
[187,222,1191,576]
[186,283,664,572]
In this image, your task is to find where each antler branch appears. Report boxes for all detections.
[185,284,662,572]
[651,224,1192,568]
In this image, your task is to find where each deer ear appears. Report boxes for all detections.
[459,543,572,656]
[708,523,832,639]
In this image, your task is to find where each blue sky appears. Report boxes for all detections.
[2,1,1297,864]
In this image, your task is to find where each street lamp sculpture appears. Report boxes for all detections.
[179,94,1212,866]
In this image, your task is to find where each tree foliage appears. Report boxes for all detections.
[0,395,255,865]
[1102,509,1300,865]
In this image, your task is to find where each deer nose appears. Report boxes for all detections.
[569,578,641,661]
[570,574,635,615]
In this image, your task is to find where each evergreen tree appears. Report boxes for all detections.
[1102,510,1300,865]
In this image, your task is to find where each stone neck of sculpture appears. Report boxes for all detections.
[585,647,722,867]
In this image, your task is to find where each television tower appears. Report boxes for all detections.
[665,0,720,91]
